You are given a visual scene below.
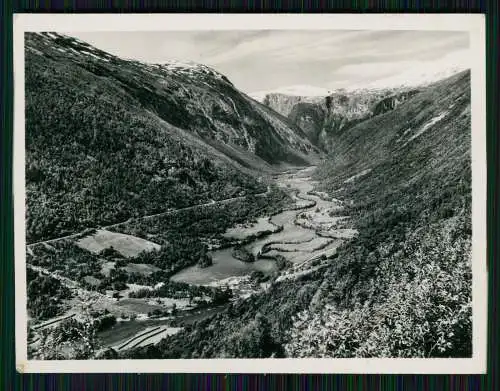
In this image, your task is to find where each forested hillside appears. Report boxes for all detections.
[289,70,472,357]
[124,70,472,359]
[25,33,317,243]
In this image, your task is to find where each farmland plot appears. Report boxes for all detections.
[76,229,161,258]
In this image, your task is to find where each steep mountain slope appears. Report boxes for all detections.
[25,33,317,243]
[288,70,472,358]
[316,71,470,182]
[129,71,472,358]
[261,88,420,150]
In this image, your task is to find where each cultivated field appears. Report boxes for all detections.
[113,326,183,351]
[76,229,161,258]
[265,237,332,252]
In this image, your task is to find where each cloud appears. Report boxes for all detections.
[331,48,470,85]
[69,30,470,93]
[337,49,471,90]
[334,60,418,78]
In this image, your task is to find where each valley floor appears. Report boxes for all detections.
[26,166,357,359]
[171,166,356,288]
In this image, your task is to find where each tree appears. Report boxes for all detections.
[325,95,333,112]
[212,287,232,305]
[197,247,213,268]
[34,318,100,360]
[27,273,72,320]
[223,313,283,358]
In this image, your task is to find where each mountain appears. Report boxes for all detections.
[249,85,332,102]
[256,64,468,151]
[25,33,318,243]
[315,70,470,181]
[131,70,472,358]
[294,70,473,357]
[260,88,420,150]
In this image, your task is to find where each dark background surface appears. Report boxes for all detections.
[1,1,498,390]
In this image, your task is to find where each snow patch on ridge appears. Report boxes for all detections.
[401,112,449,147]
[410,112,448,140]
[344,169,372,184]
[159,60,227,81]
[80,50,110,62]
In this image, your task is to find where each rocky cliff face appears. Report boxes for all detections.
[287,102,326,145]
[262,93,309,118]
[371,89,421,116]
[260,88,421,151]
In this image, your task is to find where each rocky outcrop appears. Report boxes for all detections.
[372,89,420,116]
[260,88,422,151]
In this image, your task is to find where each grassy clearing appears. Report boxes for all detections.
[245,228,317,257]
[264,249,312,264]
[114,298,164,314]
[99,307,225,349]
[76,229,161,258]
[100,261,115,277]
[124,262,161,276]
[264,238,342,265]
[295,207,349,230]
[128,327,183,349]
[98,319,173,347]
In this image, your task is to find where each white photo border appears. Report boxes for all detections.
[13,13,488,374]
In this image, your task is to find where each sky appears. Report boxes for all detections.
[70,30,470,94]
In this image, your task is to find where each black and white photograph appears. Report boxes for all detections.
[14,14,487,373]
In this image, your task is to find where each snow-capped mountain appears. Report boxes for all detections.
[254,62,467,151]
[26,33,317,167]
[252,51,468,108]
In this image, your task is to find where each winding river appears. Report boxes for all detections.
[170,166,357,288]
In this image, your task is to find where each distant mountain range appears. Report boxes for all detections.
[249,85,333,102]
[249,56,469,103]
[251,61,468,151]
[256,87,422,150]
